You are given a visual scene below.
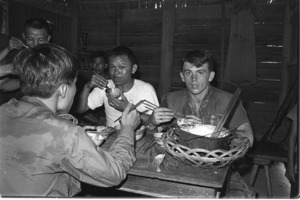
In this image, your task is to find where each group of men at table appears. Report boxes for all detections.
[0,17,254,197]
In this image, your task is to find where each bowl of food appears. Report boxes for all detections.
[106,87,122,98]
[135,125,146,141]
[84,125,116,146]
[177,121,232,151]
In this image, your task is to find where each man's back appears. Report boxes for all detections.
[0,97,135,197]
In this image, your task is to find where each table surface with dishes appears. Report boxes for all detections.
[100,129,232,198]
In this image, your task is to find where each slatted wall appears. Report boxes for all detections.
[8,1,72,50]
[79,1,290,140]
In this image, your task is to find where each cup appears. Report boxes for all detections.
[201,114,222,126]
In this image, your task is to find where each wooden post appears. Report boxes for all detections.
[70,0,78,53]
[158,0,175,99]
[220,3,225,89]
[279,0,293,104]
[116,4,122,46]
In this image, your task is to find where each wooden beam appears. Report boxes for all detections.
[278,0,294,104]
[158,0,175,99]
[70,0,78,53]
[10,0,71,17]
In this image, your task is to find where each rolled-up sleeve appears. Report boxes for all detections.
[61,125,136,187]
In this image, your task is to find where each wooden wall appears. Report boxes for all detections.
[2,0,296,141]
[78,0,296,140]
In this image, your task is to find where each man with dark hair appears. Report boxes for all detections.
[90,50,108,77]
[146,49,254,145]
[0,43,140,197]
[77,46,159,129]
[0,17,51,98]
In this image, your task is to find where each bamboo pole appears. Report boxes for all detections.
[70,0,78,53]
[279,0,293,105]
[158,0,175,99]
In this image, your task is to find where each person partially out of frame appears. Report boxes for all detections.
[0,43,140,197]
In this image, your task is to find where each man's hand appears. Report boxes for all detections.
[121,102,140,130]
[7,37,24,51]
[149,107,174,126]
[107,93,128,112]
[86,74,107,89]
[185,115,202,124]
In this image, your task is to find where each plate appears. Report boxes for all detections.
[84,125,116,136]
[84,126,116,146]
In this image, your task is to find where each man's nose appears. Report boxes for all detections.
[114,67,122,75]
[33,40,38,47]
[192,73,198,81]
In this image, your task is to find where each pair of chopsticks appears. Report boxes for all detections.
[211,88,242,138]
[114,100,157,122]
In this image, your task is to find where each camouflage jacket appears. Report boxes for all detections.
[0,96,136,197]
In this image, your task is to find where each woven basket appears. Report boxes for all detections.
[161,128,250,169]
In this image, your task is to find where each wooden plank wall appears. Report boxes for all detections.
[79,1,289,140]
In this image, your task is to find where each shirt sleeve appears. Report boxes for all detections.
[228,100,250,129]
[87,87,105,110]
[61,125,136,187]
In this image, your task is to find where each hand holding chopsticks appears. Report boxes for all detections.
[114,99,179,123]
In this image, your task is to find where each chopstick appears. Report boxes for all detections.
[114,100,146,122]
[211,88,241,138]
[142,137,156,153]
[23,44,29,49]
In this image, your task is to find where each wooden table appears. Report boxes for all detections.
[101,132,231,198]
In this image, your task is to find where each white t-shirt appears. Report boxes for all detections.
[87,79,159,128]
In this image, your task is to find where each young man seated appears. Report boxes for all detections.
[146,50,254,146]
[76,46,159,129]
[0,43,140,197]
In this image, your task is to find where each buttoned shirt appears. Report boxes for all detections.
[0,96,136,197]
[161,85,249,129]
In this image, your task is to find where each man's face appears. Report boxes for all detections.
[23,28,50,48]
[91,57,106,75]
[180,62,215,95]
[108,55,136,87]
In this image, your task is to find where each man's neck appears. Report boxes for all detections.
[188,86,209,110]
[117,79,135,93]
[36,96,57,114]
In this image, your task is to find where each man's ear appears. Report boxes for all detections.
[132,64,138,74]
[47,35,51,42]
[104,63,108,69]
[208,71,215,82]
[180,72,185,83]
[22,33,25,40]
[58,84,67,99]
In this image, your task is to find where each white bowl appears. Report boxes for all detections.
[107,87,122,98]
[86,131,107,146]
[154,132,163,139]
[135,125,146,141]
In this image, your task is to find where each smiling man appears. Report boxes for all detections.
[147,50,254,146]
